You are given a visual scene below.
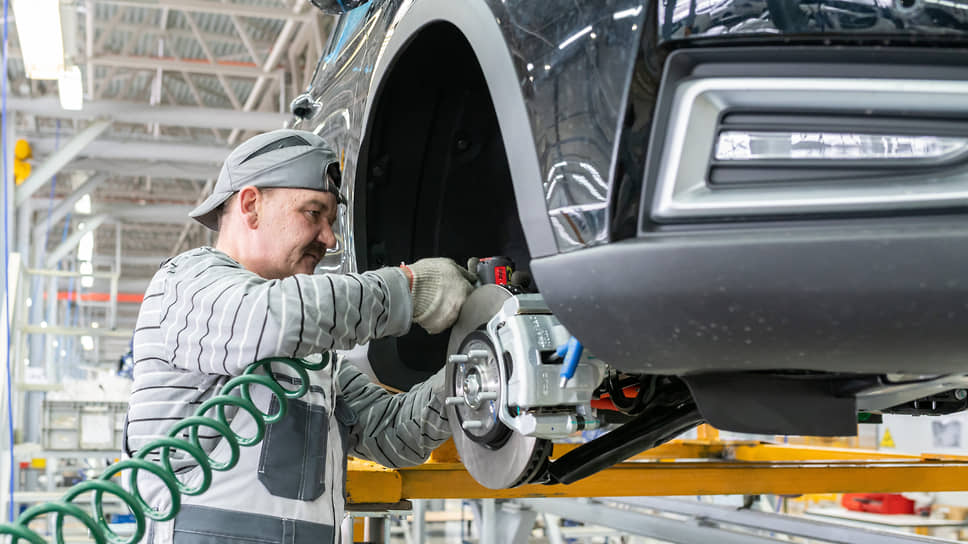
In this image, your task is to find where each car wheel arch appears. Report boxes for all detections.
[357,1,557,262]
[352,5,552,390]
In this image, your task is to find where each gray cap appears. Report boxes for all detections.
[189,128,343,231]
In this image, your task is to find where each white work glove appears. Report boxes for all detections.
[402,258,477,334]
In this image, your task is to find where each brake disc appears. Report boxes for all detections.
[445,285,552,489]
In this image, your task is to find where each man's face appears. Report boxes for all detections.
[254,187,339,278]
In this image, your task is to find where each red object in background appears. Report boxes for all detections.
[50,291,144,303]
[842,493,915,514]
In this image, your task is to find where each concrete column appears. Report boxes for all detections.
[340,516,354,544]
[362,516,390,544]
[411,499,426,544]
[480,499,496,544]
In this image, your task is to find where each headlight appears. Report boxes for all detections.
[714,132,968,162]
[649,77,968,222]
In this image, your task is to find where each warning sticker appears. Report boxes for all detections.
[880,427,896,449]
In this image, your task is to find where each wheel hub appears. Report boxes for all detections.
[463,372,482,407]
[445,285,552,489]
[452,333,507,445]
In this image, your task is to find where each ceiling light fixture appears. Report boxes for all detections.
[11,0,66,80]
[59,65,83,111]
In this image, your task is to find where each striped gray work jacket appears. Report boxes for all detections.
[124,247,451,543]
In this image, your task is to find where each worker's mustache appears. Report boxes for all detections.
[306,243,328,258]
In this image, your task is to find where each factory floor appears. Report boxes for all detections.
[383,500,672,543]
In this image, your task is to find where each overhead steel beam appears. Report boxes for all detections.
[229,14,265,67]
[5,98,286,131]
[95,0,316,21]
[29,136,230,164]
[182,11,242,109]
[94,6,129,51]
[176,72,224,140]
[95,204,193,223]
[93,7,138,100]
[86,0,95,99]
[228,19,298,142]
[229,1,307,143]
[105,22,274,52]
[40,172,110,232]
[93,254,168,266]
[288,24,312,95]
[15,120,112,206]
[90,54,286,79]
[514,499,785,544]
[45,214,109,268]
[65,158,216,179]
[612,497,953,544]
[32,173,110,242]
[150,8,170,139]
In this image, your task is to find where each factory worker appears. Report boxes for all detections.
[123,129,475,543]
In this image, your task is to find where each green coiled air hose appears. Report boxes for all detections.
[0,355,326,544]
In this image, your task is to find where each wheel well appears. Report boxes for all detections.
[358,23,528,389]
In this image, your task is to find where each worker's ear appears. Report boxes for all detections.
[237,186,260,229]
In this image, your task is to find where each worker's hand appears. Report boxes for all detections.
[402,258,477,334]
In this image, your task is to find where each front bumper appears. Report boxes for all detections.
[531,217,968,376]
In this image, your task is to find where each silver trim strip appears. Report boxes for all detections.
[855,374,968,412]
[651,77,968,221]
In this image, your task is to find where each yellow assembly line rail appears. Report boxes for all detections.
[345,439,968,504]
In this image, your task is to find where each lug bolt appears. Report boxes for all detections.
[448,354,469,364]
[445,396,465,406]
[468,349,490,360]
[478,392,498,401]
[462,420,484,430]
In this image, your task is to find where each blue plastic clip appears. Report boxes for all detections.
[556,336,583,388]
